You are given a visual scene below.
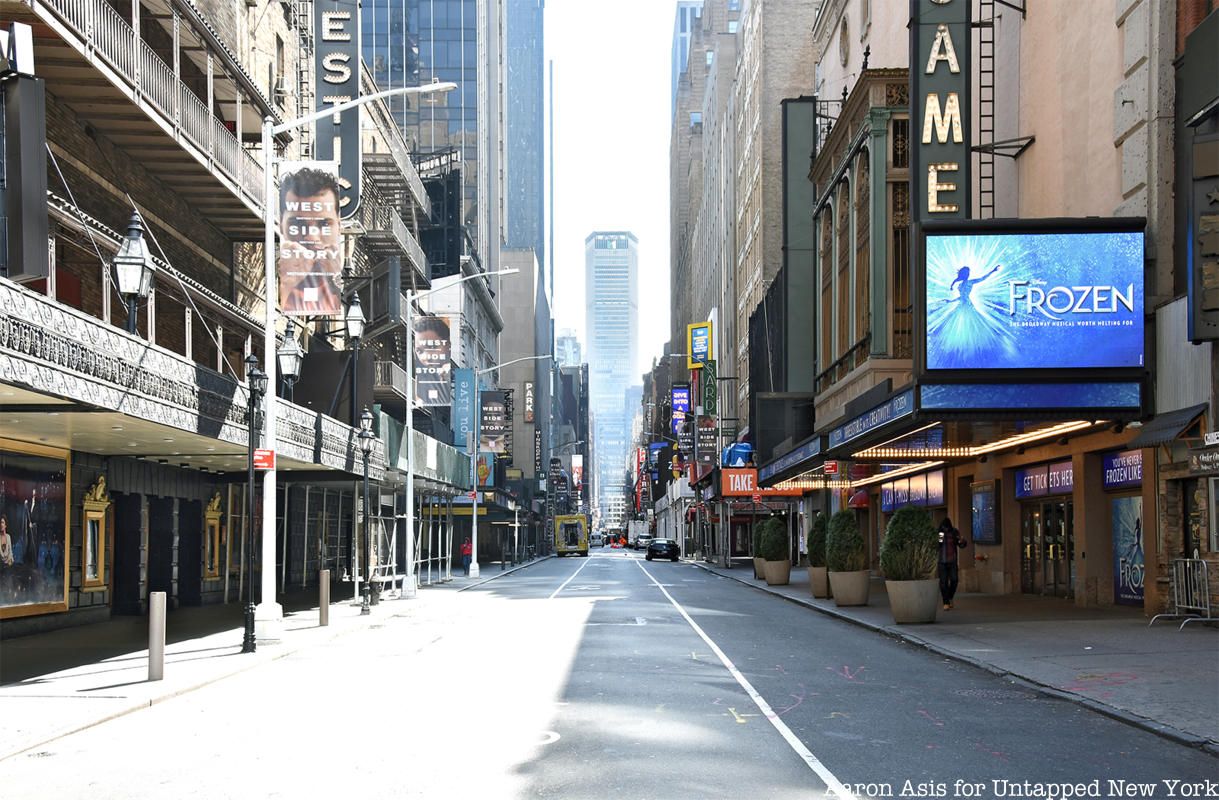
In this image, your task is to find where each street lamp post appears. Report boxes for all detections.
[358,407,376,615]
[398,267,519,599]
[277,320,303,401]
[243,354,268,653]
[469,354,552,579]
[113,211,156,336]
[257,80,456,638]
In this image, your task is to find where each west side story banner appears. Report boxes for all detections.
[278,161,343,317]
[413,315,453,406]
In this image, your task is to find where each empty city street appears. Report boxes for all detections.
[1,554,1213,799]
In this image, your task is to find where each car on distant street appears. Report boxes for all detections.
[645,538,680,561]
[634,533,654,551]
[590,532,604,548]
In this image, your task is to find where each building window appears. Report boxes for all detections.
[728,20,738,33]
[892,182,911,358]
[706,49,714,68]
[836,182,851,360]
[855,151,870,343]
[892,117,909,169]
[839,18,849,67]
[820,211,833,374]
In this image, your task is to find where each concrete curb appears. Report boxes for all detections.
[691,561,1219,759]
[457,555,555,591]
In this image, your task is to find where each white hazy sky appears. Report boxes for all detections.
[544,0,676,379]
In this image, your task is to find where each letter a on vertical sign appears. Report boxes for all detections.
[910,0,970,222]
[314,0,361,218]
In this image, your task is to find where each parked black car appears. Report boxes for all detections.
[645,538,680,562]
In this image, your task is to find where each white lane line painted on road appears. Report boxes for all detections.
[547,556,595,600]
[635,560,857,800]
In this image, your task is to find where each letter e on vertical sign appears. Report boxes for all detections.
[911,0,970,222]
[314,0,361,218]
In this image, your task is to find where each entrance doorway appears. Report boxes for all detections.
[1020,500,1075,598]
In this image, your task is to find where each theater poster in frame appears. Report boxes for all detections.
[0,439,71,619]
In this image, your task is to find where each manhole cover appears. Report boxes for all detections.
[952,688,1035,700]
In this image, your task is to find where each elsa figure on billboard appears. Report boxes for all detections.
[927,262,1014,368]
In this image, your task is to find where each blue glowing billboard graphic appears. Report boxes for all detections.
[924,230,1144,370]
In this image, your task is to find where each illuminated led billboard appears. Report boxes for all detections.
[924,229,1144,371]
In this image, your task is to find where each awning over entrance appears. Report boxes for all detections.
[1127,403,1209,448]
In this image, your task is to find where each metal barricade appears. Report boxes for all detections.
[1149,555,1214,630]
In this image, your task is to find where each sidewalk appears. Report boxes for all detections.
[0,557,545,762]
[693,559,1219,755]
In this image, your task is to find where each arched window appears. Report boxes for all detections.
[819,208,833,373]
[836,181,851,359]
[855,150,871,343]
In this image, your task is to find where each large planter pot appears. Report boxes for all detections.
[885,579,940,624]
[829,569,870,606]
[763,559,791,586]
[807,566,831,599]
[753,557,766,580]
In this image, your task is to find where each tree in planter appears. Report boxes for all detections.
[879,506,938,580]
[758,519,789,561]
[879,506,940,623]
[826,510,866,572]
[808,513,828,568]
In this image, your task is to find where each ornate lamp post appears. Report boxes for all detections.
[345,292,366,427]
[243,353,268,653]
[112,211,156,335]
[277,321,303,401]
[358,407,376,615]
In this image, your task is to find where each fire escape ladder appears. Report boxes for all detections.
[296,0,314,158]
[975,0,996,219]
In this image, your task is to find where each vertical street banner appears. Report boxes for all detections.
[534,429,543,474]
[452,368,476,452]
[671,384,691,436]
[413,315,452,406]
[313,0,361,218]
[571,454,584,493]
[911,0,970,222]
[476,452,495,488]
[278,161,343,317]
[479,390,509,454]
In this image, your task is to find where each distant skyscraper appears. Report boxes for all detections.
[586,232,639,529]
[556,328,583,366]
[671,1,703,118]
[505,0,545,275]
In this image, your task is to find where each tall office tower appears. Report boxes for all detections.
[505,0,545,275]
[585,232,639,530]
[556,328,582,366]
[671,1,704,119]
[362,0,503,276]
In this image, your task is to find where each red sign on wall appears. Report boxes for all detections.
[253,449,275,470]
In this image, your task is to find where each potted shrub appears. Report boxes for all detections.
[751,519,766,579]
[879,506,940,623]
[826,510,869,606]
[758,517,791,585]
[806,513,831,599]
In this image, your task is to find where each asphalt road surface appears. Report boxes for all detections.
[0,550,1214,799]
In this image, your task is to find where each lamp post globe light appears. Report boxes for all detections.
[243,353,268,653]
[395,267,519,597]
[467,353,551,579]
[277,321,303,401]
[255,80,456,638]
[358,407,377,615]
[113,211,156,335]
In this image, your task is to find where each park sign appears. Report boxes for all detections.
[314,0,361,218]
[911,0,970,221]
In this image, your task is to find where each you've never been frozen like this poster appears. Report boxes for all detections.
[925,231,1144,371]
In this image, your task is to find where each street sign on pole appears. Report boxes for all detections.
[254,449,275,470]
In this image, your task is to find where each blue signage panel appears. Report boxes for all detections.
[452,368,476,452]
[828,389,916,450]
[758,436,823,483]
[1015,461,1073,499]
[920,382,1142,411]
[671,385,691,435]
[925,231,1144,371]
[879,470,945,514]
[1112,495,1145,605]
[688,322,711,367]
[926,470,945,506]
[1102,450,1143,490]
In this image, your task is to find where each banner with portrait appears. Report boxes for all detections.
[0,442,69,619]
[480,391,509,454]
[278,160,343,317]
[413,315,453,406]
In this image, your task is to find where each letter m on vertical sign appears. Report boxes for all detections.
[910,0,970,222]
[314,0,361,218]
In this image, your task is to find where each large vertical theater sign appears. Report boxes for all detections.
[910,0,970,224]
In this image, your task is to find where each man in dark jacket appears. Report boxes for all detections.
[937,518,967,610]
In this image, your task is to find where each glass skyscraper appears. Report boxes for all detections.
[362,0,480,229]
[504,0,544,273]
[585,232,639,529]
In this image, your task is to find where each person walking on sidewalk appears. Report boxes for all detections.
[460,537,473,576]
[937,518,967,610]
